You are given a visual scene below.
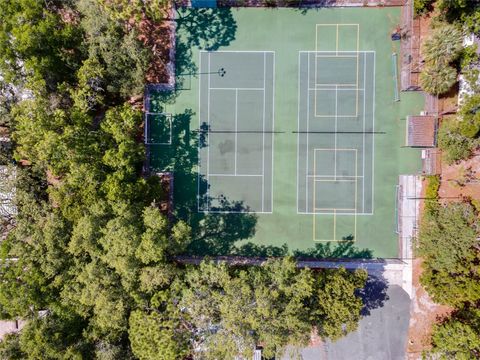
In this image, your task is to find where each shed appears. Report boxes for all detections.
[406,115,437,148]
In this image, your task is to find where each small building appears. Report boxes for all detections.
[405,115,438,148]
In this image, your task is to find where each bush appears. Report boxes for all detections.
[419,62,457,95]
[460,44,480,70]
[414,0,434,16]
[437,119,476,164]
[424,175,440,215]
[422,24,463,65]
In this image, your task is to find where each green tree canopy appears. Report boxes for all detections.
[418,202,480,307]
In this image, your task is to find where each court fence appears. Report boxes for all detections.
[187,0,407,8]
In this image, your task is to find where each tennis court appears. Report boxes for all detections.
[297,50,375,241]
[147,7,425,258]
[198,51,275,213]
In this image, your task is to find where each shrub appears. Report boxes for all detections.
[437,119,476,164]
[424,175,440,215]
[414,0,434,16]
[419,62,457,95]
[422,24,463,65]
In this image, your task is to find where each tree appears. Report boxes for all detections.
[419,61,457,95]
[311,268,367,340]
[180,258,367,359]
[422,24,463,65]
[419,23,462,95]
[437,118,476,164]
[128,309,189,360]
[0,0,84,90]
[429,317,480,359]
[77,0,152,100]
[418,202,480,307]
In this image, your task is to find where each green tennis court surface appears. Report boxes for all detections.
[147,7,424,258]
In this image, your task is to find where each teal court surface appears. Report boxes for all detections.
[146,7,425,258]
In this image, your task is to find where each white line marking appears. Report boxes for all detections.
[309,88,365,91]
[299,50,376,54]
[372,52,376,214]
[307,175,364,178]
[210,87,264,91]
[334,85,338,180]
[270,52,276,213]
[235,88,238,176]
[207,52,211,212]
[306,52,311,212]
[208,174,263,177]
[262,53,266,212]
[199,50,275,53]
[362,52,367,213]
[197,52,202,212]
[297,52,301,213]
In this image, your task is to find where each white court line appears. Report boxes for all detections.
[309,88,365,91]
[307,174,364,178]
[207,52,212,212]
[209,174,263,177]
[199,50,275,214]
[201,50,275,53]
[297,52,301,213]
[362,52,367,213]
[197,53,202,212]
[300,51,375,53]
[334,85,338,180]
[200,210,272,214]
[315,55,359,58]
[372,52,376,214]
[271,52,276,213]
[210,87,264,91]
[305,52,311,210]
[307,212,372,216]
[235,89,238,175]
[262,53,266,212]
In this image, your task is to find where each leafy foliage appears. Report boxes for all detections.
[437,118,476,164]
[180,259,367,359]
[414,0,435,15]
[418,202,480,307]
[419,23,462,95]
[429,316,480,360]
[419,61,458,96]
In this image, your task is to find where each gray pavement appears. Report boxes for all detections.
[283,284,411,360]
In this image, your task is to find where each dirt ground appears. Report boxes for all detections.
[406,178,453,359]
[438,149,480,201]
[406,258,453,359]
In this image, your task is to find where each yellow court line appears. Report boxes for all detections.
[314,23,360,118]
[333,209,336,240]
[312,148,358,242]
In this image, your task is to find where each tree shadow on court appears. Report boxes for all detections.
[294,0,339,14]
[230,240,374,259]
[147,108,258,256]
[293,241,373,259]
[175,7,237,51]
[356,274,390,316]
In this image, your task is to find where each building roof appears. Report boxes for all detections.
[406,115,437,147]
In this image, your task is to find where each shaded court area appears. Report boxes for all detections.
[198,51,274,213]
[146,7,425,258]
